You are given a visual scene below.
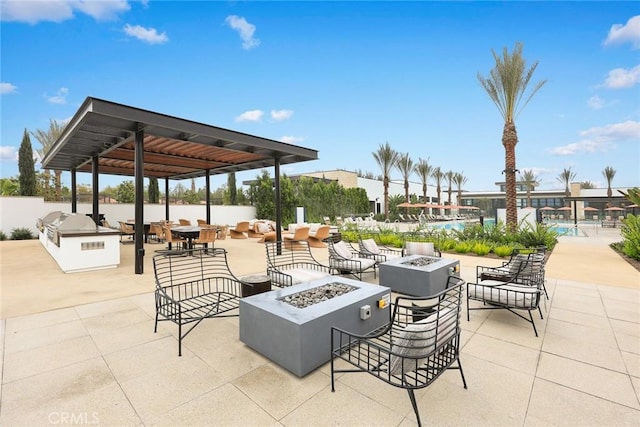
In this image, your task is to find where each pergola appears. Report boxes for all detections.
[41,97,319,273]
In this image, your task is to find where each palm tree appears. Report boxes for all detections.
[453,172,468,206]
[519,169,538,208]
[414,157,433,204]
[432,167,444,215]
[602,166,616,206]
[372,142,399,221]
[395,152,414,210]
[557,167,577,205]
[445,170,455,205]
[478,42,546,231]
[32,119,66,201]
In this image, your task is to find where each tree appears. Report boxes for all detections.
[32,119,65,200]
[0,177,19,196]
[372,142,399,221]
[602,166,616,205]
[148,177,159,203]
[453,172,468,206]
[519,169,538,208]
[579,181,595,189]
[445,170,454,205]
[18,129,37,196]
[432,167,444,214]
[116,180,135,203]
[395,152,414,208]
[227,172,238,205]
[556,167,577,205]
[414,157,433,204]
[478,42,546,230]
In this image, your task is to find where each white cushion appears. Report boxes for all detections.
[270,268,331,286]
[404,242,435,256]
[468,282,539,308]
[388,308,456,375]
[258,222,272,233]
[361,239,380,255]
[309,223,320,233]
[330,257,377,272]
[333,241,353,259]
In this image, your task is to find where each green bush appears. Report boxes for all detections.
[439,238,457,252]
[620,215,640,260]
[454,241,472,253]
[471,242,491,256]
[516,222,558,251]
[493,245,514,257]
[10,227,34,240]
[0,230,7,241]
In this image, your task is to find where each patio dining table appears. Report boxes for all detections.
[170,225,202,250]
[125,221,151,243]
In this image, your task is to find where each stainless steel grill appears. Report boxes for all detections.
[38,211,98,246]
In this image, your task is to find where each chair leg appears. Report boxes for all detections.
[529,310,539,337]
[407,389,422,427]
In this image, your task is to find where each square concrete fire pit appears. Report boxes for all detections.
[239,276,391,377]
[379,254,460,297]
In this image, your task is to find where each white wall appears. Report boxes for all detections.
[0,196,256,236]
[496,207,538,229]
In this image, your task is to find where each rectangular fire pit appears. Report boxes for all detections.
[239,276,391,377]
[379,254,460,297]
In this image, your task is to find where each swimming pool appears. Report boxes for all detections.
[428,220,586,236]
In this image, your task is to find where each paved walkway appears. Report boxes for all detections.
[0,228,638,425]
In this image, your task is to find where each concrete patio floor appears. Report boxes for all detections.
[0,226,639,426]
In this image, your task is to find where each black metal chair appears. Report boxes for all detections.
[357,233,403,264]
[331,276,467,427]
[265,240,332,287]
[327,237,378,280]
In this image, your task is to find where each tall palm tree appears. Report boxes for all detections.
[519,169,538,208]
[32,119,66,201]
[372,142,399,220]
[445,170,455,205]
[395,152,414,209]
[478,42,546,231]
[557,167,577,205]
[414,158,433,204]
[602,166,616,206]
[432,167,444,215]
[453,172,468,206]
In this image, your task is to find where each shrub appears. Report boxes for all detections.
[439,238,457,252]
[454,241,472,253]
[10,227,34,240]
[620,215,640,260]
[493,245,514,257]
[0,230,7,241]
[516,222,558,251]
[471,242,491,256]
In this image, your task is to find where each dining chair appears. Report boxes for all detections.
[193,226,217,252]
[162,225,186,251]
[178,219,192,226]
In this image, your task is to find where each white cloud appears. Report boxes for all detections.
[0,146,17,160]
[235,110,263,122]
[587,95,604,110]
[0,82,17,94]
[602,64,640,89]
[603,15,640,49]
[280,136,304,144]
[271,109,293,121]
[0,0,129,24]
[550,120,640,155]
[225,15,260,50]
[45,87,69,104]
[123,24,168,44]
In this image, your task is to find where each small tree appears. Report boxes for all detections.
[372,142,399,221]
[116,180,135,203]
[445,170,454,205]
[557,167,576,205]
[519,169,538,208]
[228,172,238,205]
[602,166,616,206]
[18,129,37,196]
[148,177,159,203]
[414,157,433,204]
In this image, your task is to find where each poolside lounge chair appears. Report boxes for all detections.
[229,221,250,239]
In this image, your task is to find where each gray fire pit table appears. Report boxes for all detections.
[239,276,391,377]
[379,254,460,297]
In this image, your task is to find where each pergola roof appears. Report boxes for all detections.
[41,97,319,180]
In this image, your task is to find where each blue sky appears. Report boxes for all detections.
[1,1,639,193]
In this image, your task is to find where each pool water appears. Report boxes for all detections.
[428,220,586,236]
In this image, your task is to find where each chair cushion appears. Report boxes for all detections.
[333,241,353,259]
[468,282,539,308]
[388,308,456,375]
[257,222,272,233]
[404,241,435,256]
[272,268,331,286]
[361,239,380,255]
[330,257,377,272]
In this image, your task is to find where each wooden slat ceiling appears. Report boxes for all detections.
[41,97,319,180]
